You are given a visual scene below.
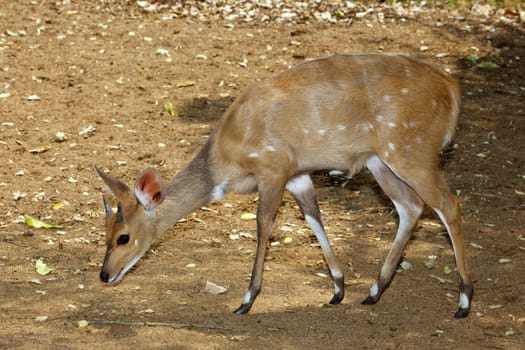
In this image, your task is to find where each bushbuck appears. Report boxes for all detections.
[95,53,472,318]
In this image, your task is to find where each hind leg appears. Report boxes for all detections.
[429,187,472,318]
[381,158,473,318]
[363,156,425,304]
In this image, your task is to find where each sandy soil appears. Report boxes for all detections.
[1,1,524,349]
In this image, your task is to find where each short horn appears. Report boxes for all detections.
[116,203,124,223]
[102,195,113,216]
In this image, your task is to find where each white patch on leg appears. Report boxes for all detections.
[459,292,470,309]
[305,215,329,248]
[242,290,252,305]
[390,202,410,247]
[334,283,342,296]
[285,174,312,195]
[434,209,454,251]
[370,283,379,297]
[436,208,470,311]
[391,199,421,241]
[366,155,382,173]
[442,132,453,149]
[211,180,229,202]
[305,214,342,280]
[434,209,449,230]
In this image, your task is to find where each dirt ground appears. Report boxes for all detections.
[1,1,524,349]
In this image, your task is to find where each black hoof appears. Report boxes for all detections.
[100,270,110,283]
[329,294,344,305]
[454,307,470,319]
[233,304,251,315]
[361,295,378,305]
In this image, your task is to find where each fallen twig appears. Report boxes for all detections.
[471,192,502,199]
[90,319,232,331]
[346,206,392,214]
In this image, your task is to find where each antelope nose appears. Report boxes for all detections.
[100,270,110,283]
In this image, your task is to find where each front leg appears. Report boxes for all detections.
[233,183,285,314]
[286,174,345,305]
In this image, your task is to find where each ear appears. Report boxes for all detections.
[134,167,166,212]
[94,166,133,203]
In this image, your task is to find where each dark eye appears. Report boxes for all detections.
[117,234,130,245]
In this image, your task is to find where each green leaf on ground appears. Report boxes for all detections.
[24,215,63,229]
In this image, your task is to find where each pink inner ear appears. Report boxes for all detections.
[140,174,162,195]
[135,167,166,210]
[139,174,152,192]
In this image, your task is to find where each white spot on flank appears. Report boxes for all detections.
[388,143,396,151]
[383,95,392,102]
[401,88,409,94]
[265,145,276,152]
[317,129,327,136]
[384,151,390,158]
[375,115,384,123]
[302,128,309,134]
[409,121,417,128]
[402,121,410,128]
[370,283,379,297]
[336,124,346,131]
[387,122,397,128]
[248,152,259,158]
